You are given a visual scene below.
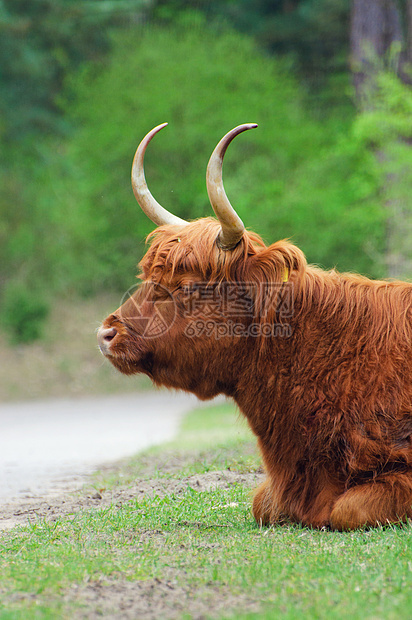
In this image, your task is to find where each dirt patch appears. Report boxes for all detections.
[65,575,261,620]
[6,575,261,620]
[0,469,264,531]
[0,449,265,618]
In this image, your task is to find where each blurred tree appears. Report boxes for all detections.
[0,0,150,341]
[350,0,411,99]
[153,0,351,99]
[0,0,149,142]
[0,4,397,342]
[351,0,412,279]
[47,22,382,294]
[408,0,412,64]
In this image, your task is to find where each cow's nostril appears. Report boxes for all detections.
[103,327,117,342]
[97,326,118,354]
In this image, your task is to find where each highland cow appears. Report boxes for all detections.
[98,123,412,530]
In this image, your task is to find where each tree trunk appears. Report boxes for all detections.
[351,0,412,280]
[350,0,403,101]
[384,170,412,279]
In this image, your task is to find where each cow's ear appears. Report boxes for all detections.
[241,242,306,324]
[244,241,306,285]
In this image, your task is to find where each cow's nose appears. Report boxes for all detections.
[97,326,117,354]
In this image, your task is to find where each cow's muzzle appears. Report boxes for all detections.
[97,325,117,356]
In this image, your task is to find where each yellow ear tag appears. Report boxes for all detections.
[282,268,289,283]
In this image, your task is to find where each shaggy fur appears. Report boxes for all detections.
[99,218,412,530]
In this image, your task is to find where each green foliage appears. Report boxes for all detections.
[1,280,49,343]
[0,0,153,341]
[354,70,412,213]
[52,21,383,285]
[354,71,412,279]
[154,0,351,95]
[354,71,412,146]
[0,0,148,141]
[1,18,397,342]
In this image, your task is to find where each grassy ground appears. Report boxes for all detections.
[1,403,412,619]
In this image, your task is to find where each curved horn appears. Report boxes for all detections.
[131,123,188,227]
[206,123,258,250]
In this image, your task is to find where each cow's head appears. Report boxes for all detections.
[97,124,304,398]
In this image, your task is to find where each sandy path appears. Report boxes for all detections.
[0,391,199,502]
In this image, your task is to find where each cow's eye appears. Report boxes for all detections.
[151,284,173,301]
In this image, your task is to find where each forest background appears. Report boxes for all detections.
[1,0,412,345]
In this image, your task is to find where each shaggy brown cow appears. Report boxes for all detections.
[98,123,412,530]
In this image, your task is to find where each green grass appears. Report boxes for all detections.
[1,403,412,619]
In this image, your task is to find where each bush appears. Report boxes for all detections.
[1,281,49,344]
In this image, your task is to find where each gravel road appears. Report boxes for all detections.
[0,391,199,501]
